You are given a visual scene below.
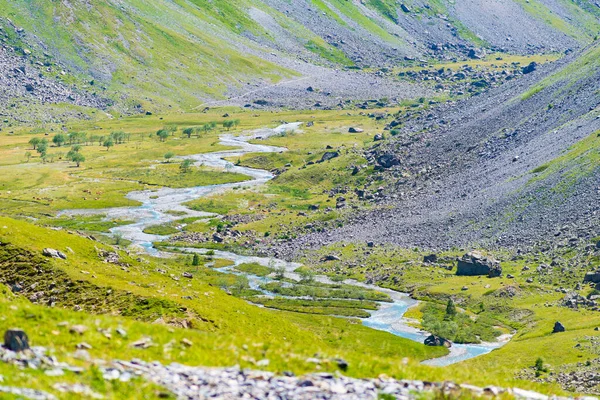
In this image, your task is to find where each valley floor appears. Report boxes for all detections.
[0,46,599,397]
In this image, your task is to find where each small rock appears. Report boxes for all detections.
[69,325,88,335]
[335,358,349,371]
[42,248,67,260]
[131,337,153,349]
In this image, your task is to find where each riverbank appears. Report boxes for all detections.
[61,124,511,365]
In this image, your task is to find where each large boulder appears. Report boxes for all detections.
[424,335,452,348]
[423,254,438,264]
[319,151,339,163]
[42,248,67,260]
[348,127,363,133]
[584,270,600,284]
[522,62,538,74]
[456,252,502,277]
[4,329,29,352]
[553,321,566,333]
[376,154,399,169]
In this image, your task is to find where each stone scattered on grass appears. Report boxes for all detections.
[42,248,67,260]
[69,325,88,335]
[131,337,153,349]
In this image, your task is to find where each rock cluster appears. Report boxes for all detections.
[397,61,528,97]
[0,37,109,125]
[562,292,598,311]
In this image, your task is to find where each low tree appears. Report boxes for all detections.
[223,120,234,131]
[183,127,194,139]
[179,159,193,173]
[201,121,217,135]
[156,129,169,142]
[445,299,457,320]
[66,145,80,161]
[114,233,124,246]
[29,137,41,150]
[36,140,48,156]
[68,131,87,145]
[192,254,200,267]
[274,266,285,280]
[535,358,548,377]
[52,134,66,147]
[110,131,126,144]
[24,151,32,163]
[164,152,175,163]
[71,152,85,167]
[298,268,314,283]
[165,124,178,136]
[103,138,114,151]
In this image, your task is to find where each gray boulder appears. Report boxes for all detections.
[4,329,29,352]
[424,335,452,348]
[42,248,67,260]
[423,254,438,264]
[348,127,363,133]
[456,252,502,277]
[376,154,399,169]
[319,151,339,162]
[584,270,600,284]
[522,62,537,74]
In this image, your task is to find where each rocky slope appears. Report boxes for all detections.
[0,0,599,120]
[286,42,600,252]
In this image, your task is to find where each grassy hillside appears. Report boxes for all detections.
[0,214,454,398]
[0,1,297,111]
[1,0,598,115]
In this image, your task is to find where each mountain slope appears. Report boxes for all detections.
[286,41,600,251]
[0,0,599,119]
